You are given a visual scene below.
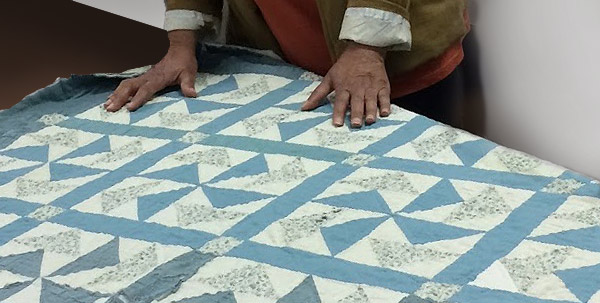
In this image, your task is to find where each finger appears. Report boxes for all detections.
[365,89,378,125]
[332,90,350,127]
[106,79,139,112]
[378,88,391,117]
[350,90,365,128]
[126,82,161,112]
[302,77,333,111]
[179,70,197,98]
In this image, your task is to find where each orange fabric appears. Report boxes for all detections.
[254,0,332,76]
[389,41,465,99]
[254,0,469,98]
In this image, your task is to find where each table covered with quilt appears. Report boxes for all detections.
[0,46,599,303]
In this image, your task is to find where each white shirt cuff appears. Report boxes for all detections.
[164,9,219,32]
[339,7,412,51]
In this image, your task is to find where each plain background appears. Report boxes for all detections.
[4,0,600,180]
[473,0,600,180]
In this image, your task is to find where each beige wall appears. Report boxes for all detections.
[473,0,600,179]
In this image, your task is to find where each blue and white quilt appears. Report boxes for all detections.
[0,46,599,303]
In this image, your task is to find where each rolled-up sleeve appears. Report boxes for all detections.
[339,7,412,51]
[164,9,217,31]
[163,0,223,42]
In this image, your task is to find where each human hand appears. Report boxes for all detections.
[302,42,391,127]
[104,30,198,112]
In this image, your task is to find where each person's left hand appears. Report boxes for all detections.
[302,42,391,128]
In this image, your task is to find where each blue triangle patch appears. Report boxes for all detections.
[129,100,178,124]
[0,145,48,162]
[321,216,387,256]
[556,263,600,303]
[278,116,330,141]
[202,186,273,208]
[315,191,391,214]
[0,249,43,277]
[142,164,200,185]
[278,276,321,303]
[451,139,496,167]
[0,280,34,302]
[138,187,196,221]
[0,164,43,186]
[59,136,111,160]
[209,154,269,183]
[176,291,237,303]
[532,226,600,252]
[394,215,480,244]
[185,99,238,114]
[49,163,106,181]
[41,279,105,303]
[402,179,463,213]
[51,237,120,276]
[199,75,239,96]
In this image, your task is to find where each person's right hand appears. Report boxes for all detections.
[104,30,198,112]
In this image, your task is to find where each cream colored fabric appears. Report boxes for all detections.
[339,7,412,50]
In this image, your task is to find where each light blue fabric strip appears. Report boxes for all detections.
[360,115,436,156]
[433,192,567,284]
[223,163,357,240]
[51,210,214,248]
[197,80,312,134]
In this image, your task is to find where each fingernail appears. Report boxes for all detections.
[351,118,362,127]
[366,116,375,124]
[333,119,343,127]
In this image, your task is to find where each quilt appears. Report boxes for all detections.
[0,45,599,303]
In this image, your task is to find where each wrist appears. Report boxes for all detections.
[168,30,197,53]
[344,41,387,61]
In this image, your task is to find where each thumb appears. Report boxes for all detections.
[179,70,197,98]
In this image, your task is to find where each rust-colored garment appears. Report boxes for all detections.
[254,0,332,76]
[254,0,468,99]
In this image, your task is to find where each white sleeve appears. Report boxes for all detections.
[164,10,213,31]
[164,9,224,44]
[338,7,412,51]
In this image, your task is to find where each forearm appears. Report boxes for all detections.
[167,30,198,55]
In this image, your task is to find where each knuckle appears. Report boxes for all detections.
[121,79,137,87]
